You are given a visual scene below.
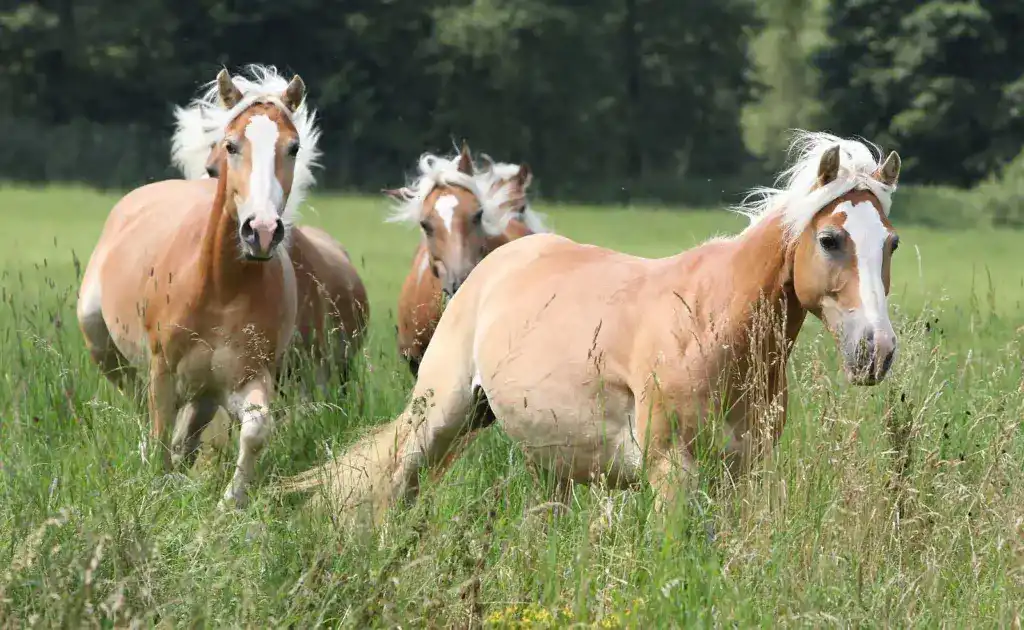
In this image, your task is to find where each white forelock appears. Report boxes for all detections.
[475,156,549,234]
[386,150,513,237]
[732,130,896,243]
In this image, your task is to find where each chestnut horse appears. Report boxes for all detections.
[389,142,547,374]
[173,69,369,395]
[78,66,319,508]
[282,131,904,522]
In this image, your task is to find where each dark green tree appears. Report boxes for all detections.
[815,0,1024,186]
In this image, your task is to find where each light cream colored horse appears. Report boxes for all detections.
[78,65,320,508]
[389,142,547,374]
[175,73,370,395]
[283,131,903,523]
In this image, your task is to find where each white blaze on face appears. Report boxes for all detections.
[240,115,284,222]
[434,194,458,233]
[834,200,892,331]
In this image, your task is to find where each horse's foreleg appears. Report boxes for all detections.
[220,370,274,510]
[646,448,717,544]
[171,396,219,469]
[148,359,177,471]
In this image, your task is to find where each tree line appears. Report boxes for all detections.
[1,0,1022,205]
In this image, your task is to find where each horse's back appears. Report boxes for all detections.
[442,231,650,386]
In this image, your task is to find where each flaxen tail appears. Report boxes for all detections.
[276,417,413,519]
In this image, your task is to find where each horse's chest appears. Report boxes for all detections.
[174,340,256,396]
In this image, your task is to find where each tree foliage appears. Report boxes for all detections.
[815,0,1024,186]
[0,0,760,202]
[3,0,1023,198]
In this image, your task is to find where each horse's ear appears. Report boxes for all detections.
[479,153,496,174]
[515,163,533,190]
[281,75,306,112]
[817,144,841,187]
[217,69,243,109]
[456,140,473,175]
[878,151,901,186]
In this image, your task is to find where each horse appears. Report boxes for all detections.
[77,65,320,509]
[281,130,904,523]
[388,141,548,375]
[174,73,370,397]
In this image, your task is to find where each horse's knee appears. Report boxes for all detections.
[238,407,272,453]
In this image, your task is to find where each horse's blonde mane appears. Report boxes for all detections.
[476,155,550,234]
[732,130,896,243]
[170,64,322,224]
[386,150,515,237]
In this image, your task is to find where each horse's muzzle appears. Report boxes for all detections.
[844,327,898,386]
[240,215,285,260]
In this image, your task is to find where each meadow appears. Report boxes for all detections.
[1,184,1022,627]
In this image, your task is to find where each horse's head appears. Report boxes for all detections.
[212,69,306,261]
[387,142,503,297]
[791,144,902,385]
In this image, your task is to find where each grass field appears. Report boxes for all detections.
[1,184,1023,627]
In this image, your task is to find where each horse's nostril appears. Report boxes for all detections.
[240,217,255,239]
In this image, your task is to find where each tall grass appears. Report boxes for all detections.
[1,187,1022,627]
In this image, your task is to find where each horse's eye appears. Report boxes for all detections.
[287,142,300,158]
[891,235,900,253]
[225,141,240,156]
[419,220,433,235]
[818,232,842,253]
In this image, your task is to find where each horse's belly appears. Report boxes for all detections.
[488,384,643,488]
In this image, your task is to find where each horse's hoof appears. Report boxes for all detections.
[150,472,192,491]
[163,471,191,484]
[217,491,249,512]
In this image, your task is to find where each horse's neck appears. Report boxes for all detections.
[198,176,253,300]
[705,214,806,370]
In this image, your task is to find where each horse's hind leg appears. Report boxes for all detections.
[171,396,219,469]
[427,392,496,484]
[77,275,138,393]
[388,364,493,508]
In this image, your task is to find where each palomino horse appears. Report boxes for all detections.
[282,131,903,522]
[78,65,320,508]
[174,71,369,395]
[389,142,547,374]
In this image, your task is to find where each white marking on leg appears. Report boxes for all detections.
[435,194,458,232]
[240,115,284,223]
[221,374,273,509]
[834,200,892,330]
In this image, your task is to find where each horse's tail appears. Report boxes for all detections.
[275,417,412,516]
